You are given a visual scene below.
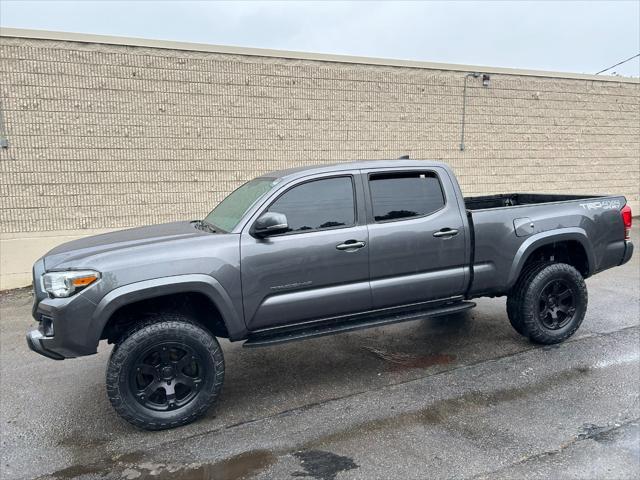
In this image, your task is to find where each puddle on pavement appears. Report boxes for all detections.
[113,451,146,464]
[48,449,276,480]
[576,421,635,444]
[578,422,612,441]
[154,450,276,480]
[292,450,358,480]
[363,345,456,371]
[51,464,105,479]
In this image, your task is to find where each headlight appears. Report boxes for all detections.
[42,270,101,298]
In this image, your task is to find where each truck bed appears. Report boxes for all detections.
[464,192,628,298]
[464,193,606,211]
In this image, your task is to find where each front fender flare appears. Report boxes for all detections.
[506,228,595,290]
[90,274,245,344]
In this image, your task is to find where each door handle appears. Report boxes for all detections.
[336,240,366,251]
[433,228,459,238]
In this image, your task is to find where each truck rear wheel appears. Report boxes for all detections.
[507,263,587,344]
[106,315,224,430]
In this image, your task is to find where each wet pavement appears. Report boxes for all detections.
[1,228,638,480]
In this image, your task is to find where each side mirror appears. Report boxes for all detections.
[254,212,289,237]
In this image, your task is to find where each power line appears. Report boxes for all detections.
[595,53,640,75]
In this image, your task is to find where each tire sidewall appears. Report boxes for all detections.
[507,262,546,337]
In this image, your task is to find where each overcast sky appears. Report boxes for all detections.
[1,0,639,77]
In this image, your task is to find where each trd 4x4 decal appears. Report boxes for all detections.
[580,200,621,211]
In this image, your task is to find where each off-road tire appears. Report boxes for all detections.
[508,263,587,344]
[106,314,224,430]
[506,261,547,336]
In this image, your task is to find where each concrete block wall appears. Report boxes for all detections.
[1,29,639,288]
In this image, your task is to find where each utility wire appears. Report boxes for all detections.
[595,53,640,75]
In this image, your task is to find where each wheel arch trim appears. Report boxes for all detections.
[506,228,595,290]
[91,274,245,343]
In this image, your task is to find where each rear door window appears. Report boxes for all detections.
[369,172,445,222]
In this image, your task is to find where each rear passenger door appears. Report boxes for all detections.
[365,167,467,308]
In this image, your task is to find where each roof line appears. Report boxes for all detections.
[1,27,638,84]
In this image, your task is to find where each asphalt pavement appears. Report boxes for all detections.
[1,228,638,480]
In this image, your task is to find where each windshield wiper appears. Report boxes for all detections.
[194,220,217,233]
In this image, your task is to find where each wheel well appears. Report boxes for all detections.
[521,240,590,278]
[101,292,230,344]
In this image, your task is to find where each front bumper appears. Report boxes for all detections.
[27,294,101,359]
[27,258,101,360]
[28,258,102,360]
[26,330,65,360]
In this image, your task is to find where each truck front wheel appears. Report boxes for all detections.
[106,315,224,430]
[507,263,588,344]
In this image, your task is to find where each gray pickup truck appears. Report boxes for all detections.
[27,160,633,430]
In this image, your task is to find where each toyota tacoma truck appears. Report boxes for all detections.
[27,160,634,430]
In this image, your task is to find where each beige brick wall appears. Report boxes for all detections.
[0,30,639,288]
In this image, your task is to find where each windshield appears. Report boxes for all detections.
[203,177,278,232]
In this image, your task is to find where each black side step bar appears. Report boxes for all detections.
[243,301,476,348]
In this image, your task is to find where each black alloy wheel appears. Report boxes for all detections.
[536,279,577,330]
[130,342,205,411]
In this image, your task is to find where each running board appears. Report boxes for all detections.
[243,301,476,348]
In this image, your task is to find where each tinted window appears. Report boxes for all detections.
[268,177,355,233]
[369,172,445,222]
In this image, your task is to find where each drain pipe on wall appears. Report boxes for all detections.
[0,102,9,149]
[459,72,490,151]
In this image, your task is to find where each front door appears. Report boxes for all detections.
[365,168,468,309]
[240,174,371,331]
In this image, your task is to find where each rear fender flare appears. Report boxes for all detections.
[506,228,595,290]
[90,274,245,344]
